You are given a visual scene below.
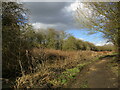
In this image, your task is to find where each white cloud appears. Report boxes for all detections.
[64,1,91,14]
[32,22,57,29]
[64,0,80,12]
[77,37,84,41]
[95,41,106,46]
[94,40,113,46]
[32,22,68,30]
[64,1,94,28]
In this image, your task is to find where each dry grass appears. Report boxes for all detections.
[15,48,111,88]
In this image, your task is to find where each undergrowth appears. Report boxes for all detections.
[14,49,111,88]
[49,63,87,87]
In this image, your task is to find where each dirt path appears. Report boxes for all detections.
[66,57,118,88]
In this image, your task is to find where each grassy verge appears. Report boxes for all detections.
[107,55,118,77]
[48,56,101,87]
[14,49,111,88]
[49,63,87,87]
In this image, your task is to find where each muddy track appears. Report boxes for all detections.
[66,57,118,88]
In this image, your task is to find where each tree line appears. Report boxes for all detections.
[24,26,114,51]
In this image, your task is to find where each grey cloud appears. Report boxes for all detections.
[23,2,76,30]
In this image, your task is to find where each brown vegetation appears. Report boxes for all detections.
[14,48,111,88]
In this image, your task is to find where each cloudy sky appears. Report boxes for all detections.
[23,2,109,46]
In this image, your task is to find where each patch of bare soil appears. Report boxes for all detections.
[66,56,118,88]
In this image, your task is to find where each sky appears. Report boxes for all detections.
[23,2,110,46]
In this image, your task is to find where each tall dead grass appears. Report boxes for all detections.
[15,48,110,88]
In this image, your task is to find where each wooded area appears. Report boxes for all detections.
[1,1,119,88]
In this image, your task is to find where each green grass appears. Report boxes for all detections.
[111,52,118,55]
[49,63,87,86]
[49,55,106,87]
